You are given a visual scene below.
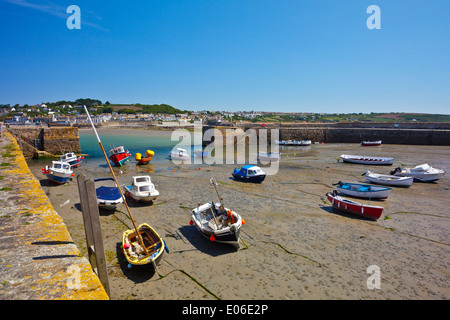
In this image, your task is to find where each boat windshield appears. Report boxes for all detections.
[139,185,153,192]
[135,177,150,183]
[54,163,61,169]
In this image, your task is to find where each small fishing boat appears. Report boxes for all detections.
[109,146,131,166]
[232,165,266,183]
[336,181,392,199]
[94,178,123,210]
[361,140,382,146]
[42,161,73,185]
[340,154,394,165]
[135,150,154,165]
[390,164,446,182]
[362,170,413,187]
[258,151,280,162]
[123,176,159,203]
[189,178,245,248]
[169,148,190,161]
[60,152,84,169]
[297,140,312,146]
[123,223,168,267]
[326,191,384,220]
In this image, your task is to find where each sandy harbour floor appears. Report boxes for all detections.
[27,138,450,300]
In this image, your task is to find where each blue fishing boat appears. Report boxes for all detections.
[232,165,266,183]
[94,178,123,210]
[42,161,73,185]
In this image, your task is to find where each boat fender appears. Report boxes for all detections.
[227,210,236,224]
[127,263,132,269]
[163,239,169,253]
[210,234,216,241]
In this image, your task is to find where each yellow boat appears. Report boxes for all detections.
[122,223,167,266]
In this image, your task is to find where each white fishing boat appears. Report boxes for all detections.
[340,154,394,165]
[258,151,280,162]
[60,152,83,169]
[169,148,190,161]
[189,178,245,248]
[42,161,73,185]
[361,140,382,146]
[123,176,159,203]
[390,164,445,182]
[362,170,413,187]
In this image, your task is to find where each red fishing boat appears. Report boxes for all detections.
[109,146,131,166]
[326,191,384,220]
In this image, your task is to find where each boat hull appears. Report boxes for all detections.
[232,173,266,183]
[124,185,159,202]
[361,141,382,146]
[394,172,444,182]
[46,173,71,185]
[326,192,384,220]
[364,171,413,187]
[336,182,392,199]
[109,153,131,166]
[122,223,166,266]
[341,154,394,165]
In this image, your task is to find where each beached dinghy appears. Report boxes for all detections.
[135,150,154,165]
[232,165,266,183]
[390,164,445,182]
[340,154,394,165]
[60,152,84,169]
[362,170,413,187]
[43,161,73,185]
[189,177,245,248]
[361,140,382,146]
[123,175,159,203]
[326,191,384,220]
[123,223,167,267]
[336,181,392,199]
[109,146,131,166]
[94,178,123,210]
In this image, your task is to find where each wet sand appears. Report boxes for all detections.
[27,139,450,300]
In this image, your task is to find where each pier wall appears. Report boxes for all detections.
[6,127,81,159]
[0,131,108,300]
[203,123,450,146]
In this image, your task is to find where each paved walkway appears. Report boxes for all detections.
[0,131,109,299]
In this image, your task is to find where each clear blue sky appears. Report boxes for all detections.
[1,0,449,114]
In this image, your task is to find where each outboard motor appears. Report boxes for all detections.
[390,167,402,175]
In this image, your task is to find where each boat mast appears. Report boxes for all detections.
[83,106,148,257]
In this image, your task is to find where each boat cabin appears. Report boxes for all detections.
[51,161,71,171]
[109,146,126,156]
[131,176,156,193]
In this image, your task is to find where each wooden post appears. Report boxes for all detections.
[77,174,111,298]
